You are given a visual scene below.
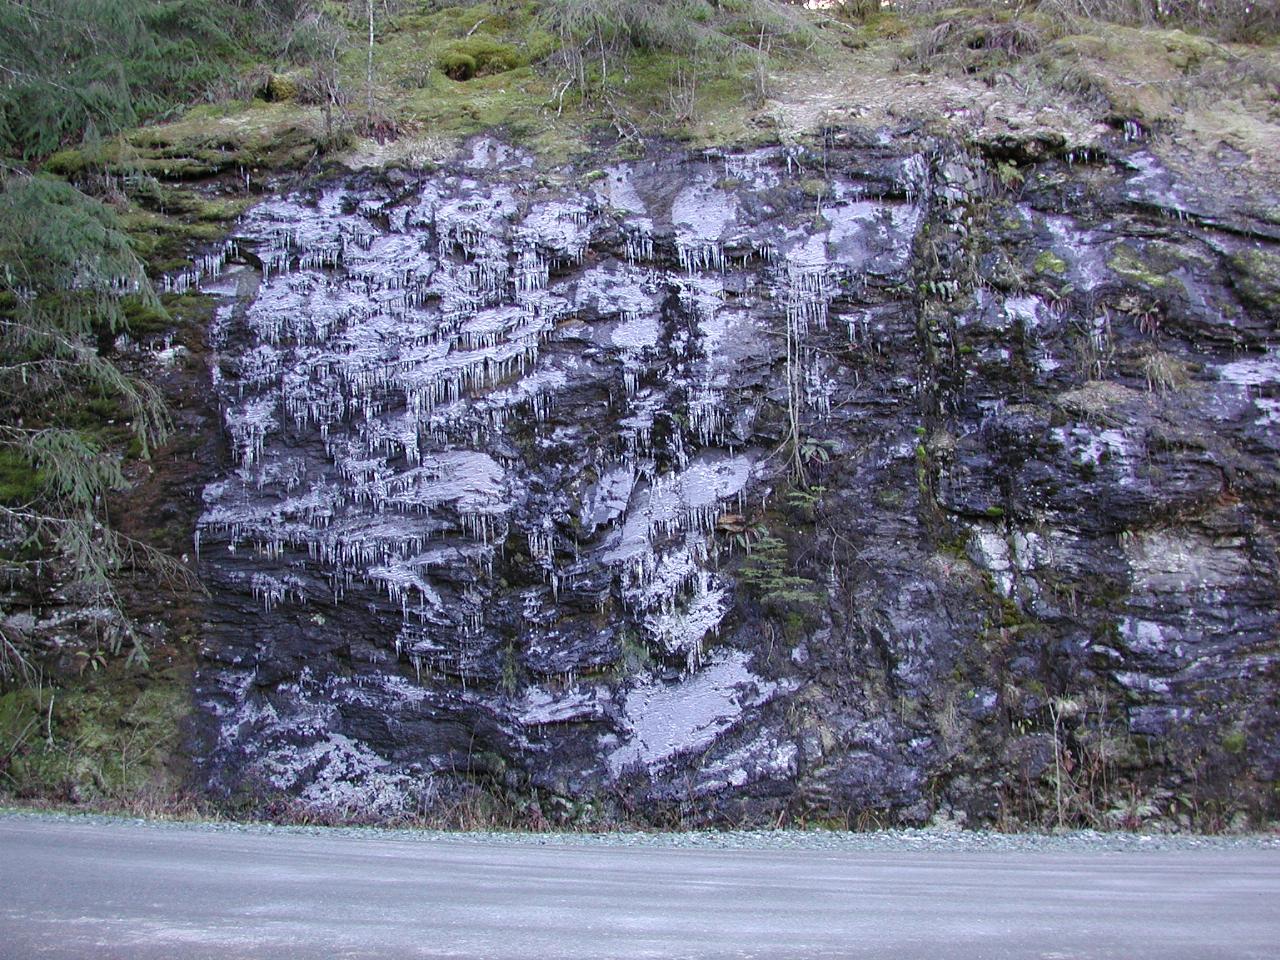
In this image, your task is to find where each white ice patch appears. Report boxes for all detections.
[642,572,729,670]
[672,179,737,272]
[1216,350,1280,386]
[602,452,757,564]
[595,164,647,215]
[579,464,637,533]
[968,527,1013,597]
[1003,296,1045,330]
[266,734,419,817]
[518,685,610,726]
[693,733,798,796]
[607,649,775,777]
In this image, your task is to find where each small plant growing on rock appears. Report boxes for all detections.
[738,534,820,611]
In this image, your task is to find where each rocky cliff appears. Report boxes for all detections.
[190,127,1279,829]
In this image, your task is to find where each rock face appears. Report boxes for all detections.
[192,131,1279,828]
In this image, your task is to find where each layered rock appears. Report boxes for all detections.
[190,131,1279,827]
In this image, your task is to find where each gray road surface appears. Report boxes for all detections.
[1,815,1277,959]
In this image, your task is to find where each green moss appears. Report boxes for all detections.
[1109,245,1161,285]
[117,192,248,275]
[264,72,302,103]
[121,296,171,337]
[439,50,479,81]
[1108,243,1184,292]
[1034,250,1067,275]
[1042,26,1226,125]
[1229,248,1280,313]
[524,27,559,62]
[1222,729,1247,755]
[0,447,45,504]
[399,69,582,161]
[45,101,328,184]
[439,37,527,80]
[1,665,191,803]
[44,147,95,176]
[876,486,904,508]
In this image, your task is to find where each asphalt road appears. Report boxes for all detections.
[1,816,1277,959]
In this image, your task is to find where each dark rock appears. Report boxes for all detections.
[184,133,1280,828]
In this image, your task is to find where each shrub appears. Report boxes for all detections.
[0,174,174,675]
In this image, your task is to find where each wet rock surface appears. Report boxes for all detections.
[191,131,1279,828]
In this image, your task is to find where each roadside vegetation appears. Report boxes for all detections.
[1,0,1276,824]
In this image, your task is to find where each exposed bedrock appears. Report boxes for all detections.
[190,130,1280,828]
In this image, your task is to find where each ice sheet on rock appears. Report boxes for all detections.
[363,450,507,515]
[1050,426,1139,485]
[518,200,593,263]
[678,275,725,329]
[250,572,308,611]
[573,263,660,324]
[579,464,637,533]
[1216,350,1280,386]
[197,151,847,794]
[464,136,528,170]
[602,452,757,565]
[674,451,756,516]
[479,368,569,425]
[432,185,519,259]
[343,232,436,283]
[225,397,278,468]
[243,271,375,346]
[1003,295,1048,330]
[1123,151,1193,218]
[366,556,448,617]
[720,148,783,190]
[280,734,418,817]
[672,179,737,272]
[518,685,609,726]
[642,571,729,669]
[828,202,920,275]
[672,179,736,239]
[240,188,381,278]
[595,164,647,215]
[1038,214,1113,291]
[679,280,735,443]
[1125,529,1252,593]
[692,732,798,797]
[607,649,776,776]
[1252,397,1280,428]
[608,312,662,354]
[782,230,836,334]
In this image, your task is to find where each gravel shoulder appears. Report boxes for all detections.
[4,806,1277,852]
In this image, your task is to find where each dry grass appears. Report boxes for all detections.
[1037,0,1279,43]
[1139,350,1193,393]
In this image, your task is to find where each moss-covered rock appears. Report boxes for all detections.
[1108,243,1186,292]
[45,103,328,182]
[1229,248,1280,315]
[0,666,191,804]
[264,72,303,103]
[439,37,526,81]
[1034,250,1067,275]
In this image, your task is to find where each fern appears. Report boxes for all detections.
[737,534,820,608]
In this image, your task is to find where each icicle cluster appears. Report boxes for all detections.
[195,145,925,687]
